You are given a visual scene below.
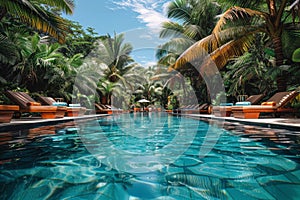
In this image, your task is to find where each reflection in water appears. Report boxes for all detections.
[0,114,300,199]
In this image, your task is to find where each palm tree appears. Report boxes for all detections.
[0,0,74,43]
[157,0,221,66]
[174,0,300,91]
[0,17,31,68]
[93,33,140,105]
[157,0,222,101]
[10,33,66,92]
[131,67,163,103]
[91,33,135,83]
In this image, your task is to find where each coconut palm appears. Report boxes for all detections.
[131,67,164,103]
[97,80,117,105]
[92,33,135,83]
[157,0,222,102]
[174,0,300,91]
[157,0,221,66]
[0,0,74,43]
[10,33,66,91]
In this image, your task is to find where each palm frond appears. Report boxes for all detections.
[175,30,256,71]
[210,35,255,68]
[38,0,74,14]
[216,0,265,11]
[1,0,72,43]
[167,0,191,21]
[183,24,202,40]
[158,37,194,55]
[160,21,184,38]
[213,6,267,37]
[0,34,20,65]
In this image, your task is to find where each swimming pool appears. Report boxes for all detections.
[0,113,299,199]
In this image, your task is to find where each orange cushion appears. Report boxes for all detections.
[27,102,41,106]
[261,101,276,106]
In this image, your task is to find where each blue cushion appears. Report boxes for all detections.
[52,102,68,106]
[235,101,251,106]
[69,103,81,107]
[220,103,233,106]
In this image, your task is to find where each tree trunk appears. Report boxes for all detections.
[273,35,284,67]
[101,96,107,104]
[272,35,287,92]
[0,8,7,21]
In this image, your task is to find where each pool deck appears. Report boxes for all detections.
[0,113,299,132]
[178,113,300,131]
[0,114,109,132]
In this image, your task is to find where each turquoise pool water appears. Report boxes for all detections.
[0,113,299,199]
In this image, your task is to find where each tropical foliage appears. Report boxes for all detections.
[224,34,275,97]
[0,0,300,109]
[0,0,74,43]
[173,0,300,92]
[157,0,222,102]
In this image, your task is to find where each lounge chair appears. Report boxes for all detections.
[0,105,19,123]
[213,94,264,117]
[5,91,66,119]
[38,96,86,117]
[179,104,198,114]
[105,104,123,113]
[179,103,211,114]
[232,91,298,119]
[199,103,212,114]
[95,103,113,114]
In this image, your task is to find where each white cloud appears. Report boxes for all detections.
[112,0,170,33]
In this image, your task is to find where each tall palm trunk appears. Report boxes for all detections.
[269,22,288,92]
[272,35,287,92]
[268,0,288,92]
[273,35,284,66]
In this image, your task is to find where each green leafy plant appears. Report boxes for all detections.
[167,104,173,110]
[292,48,300,62]
[212,91,227,106]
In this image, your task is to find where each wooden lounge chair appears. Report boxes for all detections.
[199,103,212,114]
[0,105,19,123]
[5,91,66,119]
[179,103,211,114]
[95,103,113,114]
[38,96,86,117]
[213,94,264,117]
[232,91,298,119]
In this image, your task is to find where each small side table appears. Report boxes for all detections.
[54,98,64,102]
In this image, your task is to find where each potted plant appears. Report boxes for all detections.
[166,104,173,113]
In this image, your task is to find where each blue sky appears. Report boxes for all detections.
[65,0,171,66]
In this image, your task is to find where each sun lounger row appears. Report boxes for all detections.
[38,96,86,117]
[179,103,211,114]
[212,94,264,117]
[0,91,88,123]
[232,91,298,119]
[94,103,113,114]
[94,103,123,114]
[212,91,298,119]
[0,105,20,123]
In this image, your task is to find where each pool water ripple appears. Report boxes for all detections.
[0,113,300,199]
